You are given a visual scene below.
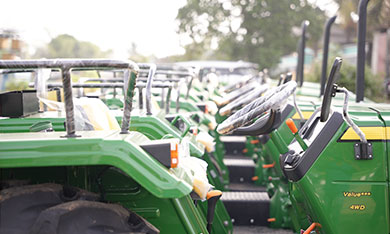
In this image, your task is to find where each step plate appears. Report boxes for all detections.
[222,191,269,201]
[234,226,294,234]
[224,157,255,183]
[222,191,270,226]
[221,136,246,155]
[223,158,255,167]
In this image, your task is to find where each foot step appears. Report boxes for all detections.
[224,156,255,183]
[222,191,270,226]
[220,136,246,155]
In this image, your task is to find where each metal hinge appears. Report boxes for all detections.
[354,142,373,160]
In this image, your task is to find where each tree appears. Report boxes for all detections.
[334,0,390,39]
[176,0,326,69]
[128,42,156,63]
[34,34,112,58]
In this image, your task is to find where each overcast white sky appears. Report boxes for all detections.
[0,0,337,59]
[0,0,187,58]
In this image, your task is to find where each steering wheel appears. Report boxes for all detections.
[320,57,342,122]
[217,81,297,134]
[219,85,268,116]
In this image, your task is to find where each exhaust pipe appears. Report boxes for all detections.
[320,16,337,96]
[296,20,310,87]
[356,0,370,102]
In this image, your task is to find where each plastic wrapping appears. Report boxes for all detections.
[172,138,213,200]
[206,100,218,115]
[39,97,120,131]
[179,156,213,200]
[217,81,297,134]
[35,69,51,99]
[75,98,120,131]
[215,84,255,106]
[219,84,268,116]
[196,131,216,153]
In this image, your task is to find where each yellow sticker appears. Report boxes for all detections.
[349,204,366,210]
[291,111,314,120]
[343,191,372,197]
[340,127,388,141]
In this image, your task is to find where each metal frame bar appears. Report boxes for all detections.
[0,59,139,137]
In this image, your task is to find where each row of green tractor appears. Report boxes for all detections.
[0,0,388,233]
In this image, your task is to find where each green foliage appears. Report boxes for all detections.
[34,34,112,58]
[128,43,156,63]
[5,80,29,91]
[176,0,326,69]
[306,58,385,102]
[334,0,390,41]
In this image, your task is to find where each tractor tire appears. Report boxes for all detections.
[30,200,160,234]
[0,183,99,234]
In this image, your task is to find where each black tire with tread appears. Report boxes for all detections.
[0,183,98,234]
[30,200,160,234]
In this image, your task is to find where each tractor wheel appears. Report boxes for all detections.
[0,183,99,234]
[30,200,160,234]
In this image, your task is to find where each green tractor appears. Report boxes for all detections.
[0,59,231,234]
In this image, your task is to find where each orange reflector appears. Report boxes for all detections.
[262,162,275,169]
[170,142,179,168]
[207,190,222,200]
[286,118,298,134]
[190,127,198,136]
[205,105,209,114]
[267,218,276,222]
[303,222,321,234]
[250,139,259,144]
[251,176,259,181]
[243,148,248,153]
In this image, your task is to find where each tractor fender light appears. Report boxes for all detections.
[190,127,198,136]
[140,139,181,169]
[170,142,179,168]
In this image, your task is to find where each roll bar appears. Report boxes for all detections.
[0,59,139,137]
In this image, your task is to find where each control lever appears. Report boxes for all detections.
[302,222,321,234]
[206,190,222,234]
[286,118,308,150]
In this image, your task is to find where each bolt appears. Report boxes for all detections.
[368,143,371,146]
[231,218,235,223]
[369,155,372,158]
[223,221,229,226]
[355,144,359,147]
[356,155,360,159]
[250,219,254,224]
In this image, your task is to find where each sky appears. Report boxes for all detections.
[0,0,338,59]
[0,0,186,58]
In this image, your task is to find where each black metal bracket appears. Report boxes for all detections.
[331,84,340,97]
[354,142,373,160]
